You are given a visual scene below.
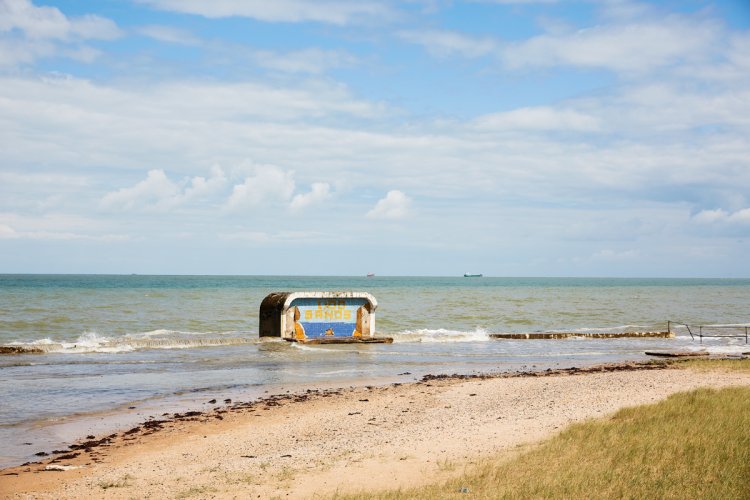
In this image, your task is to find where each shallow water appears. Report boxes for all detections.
[1,275,749,467]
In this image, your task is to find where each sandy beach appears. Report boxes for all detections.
[2,362,750,499]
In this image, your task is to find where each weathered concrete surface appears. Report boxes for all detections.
[259,291,381,342]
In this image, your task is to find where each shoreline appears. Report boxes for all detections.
[5,362,750,498]
[3,359,750,498]
[3,360,667,469]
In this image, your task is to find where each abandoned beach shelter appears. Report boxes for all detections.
[259,292,392,344]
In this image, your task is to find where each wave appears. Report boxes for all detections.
[390,328,491,343]
[0,331,261,354]
[682,344,750,355]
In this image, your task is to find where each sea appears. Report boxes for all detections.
[1,274,749,468]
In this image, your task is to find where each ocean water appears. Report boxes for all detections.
[1,274,749,467]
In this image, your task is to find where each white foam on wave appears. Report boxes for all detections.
[315,368,363,375]
[692,323,750,328]
[135,329,241,338]
[703,345,750,355]
[679,338,750,355]
[391,327,491,343]
[2,330,260,354]
[289,343,359,354]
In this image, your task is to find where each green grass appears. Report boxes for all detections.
[677,357,750,373]
[338,385,750,499]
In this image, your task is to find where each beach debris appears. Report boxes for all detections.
[281,454,292,458]
[44,464,83,472]
[348,412,361,416]
[34,451,48,456]
[458,486,470,493]
[142,419,169,429]
[208,399,217,404]
[358,398,369,402]
[68,436,113,451]
[51,453,80,461]
[421,361,671,383]
[645,351,709,358]
[224,398,232,403]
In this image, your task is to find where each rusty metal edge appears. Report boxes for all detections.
[285,337,393,344]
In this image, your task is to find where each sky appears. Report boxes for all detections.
[1,0,749,277]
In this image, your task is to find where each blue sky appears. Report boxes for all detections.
[1,0,749,277]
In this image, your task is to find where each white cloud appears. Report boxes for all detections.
[592,248,640,261]
[135,24,200,45]
[0,0,120,40]
[290,182,332,211]
[100,169,179,211]
[473,0,557,3]
[694,208,750,225]
[366,190,412,220]
[0,223,18,238]
[474,106,600,131]
[219,231,271,243]
[219,230,326,244]
[500,16,720,73]
[226,166,296,211]
[100,166,227,212]
[0,0,120,66]
[0,212,126,241]
[181,165,228,203]
[0,75,388,170]
[252,48,357,74]
[398,29,496,58]
[139,0,394,25]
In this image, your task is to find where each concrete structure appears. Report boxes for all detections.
[259,292,392,344]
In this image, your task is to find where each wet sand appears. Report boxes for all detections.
[2,362,750,499]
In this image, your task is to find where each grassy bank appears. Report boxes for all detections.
[676,357,750,373]
[342,365,750,499]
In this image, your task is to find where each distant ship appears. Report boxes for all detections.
[463,273,482,278]
[366,272,375,277]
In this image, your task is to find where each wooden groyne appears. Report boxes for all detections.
[490,331,674,340]
[0,346,45,354]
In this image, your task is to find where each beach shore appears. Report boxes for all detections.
[2,362,750,499]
